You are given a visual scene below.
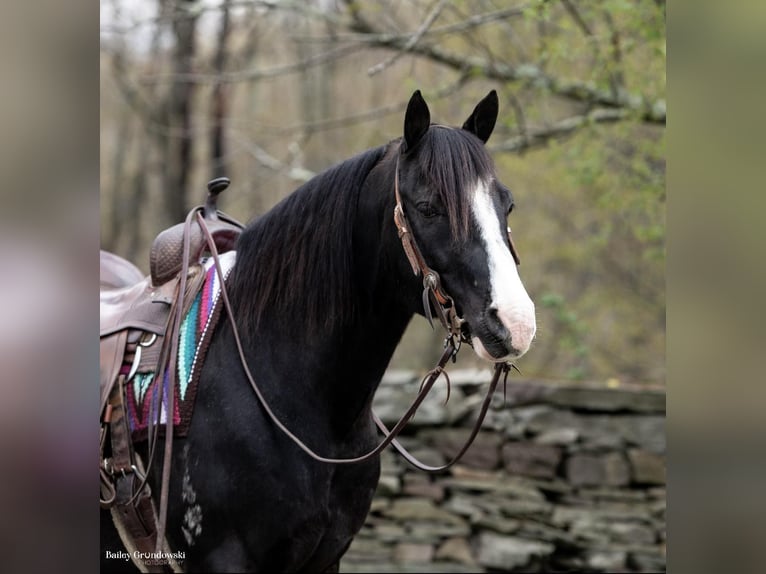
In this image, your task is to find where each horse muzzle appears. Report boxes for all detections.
[468,303,536,362]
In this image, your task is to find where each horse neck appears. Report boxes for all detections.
[300,159,415,433]
[237,152,416,438]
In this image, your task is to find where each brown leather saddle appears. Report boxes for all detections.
[100,178,243,569]
[100,178,243,401]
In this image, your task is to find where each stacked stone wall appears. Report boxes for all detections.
[341,370,666,573]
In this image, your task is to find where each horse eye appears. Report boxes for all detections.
[416,202,439,218]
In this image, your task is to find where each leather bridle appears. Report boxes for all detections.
[393,156,465,340]
[392,155,521,336]
[151,154,522,548]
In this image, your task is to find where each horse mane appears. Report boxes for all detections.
[228,144,389,336]
[416,125,496,240]
[227,126,495,337]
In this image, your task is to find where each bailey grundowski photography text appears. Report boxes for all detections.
[105,550,186,567]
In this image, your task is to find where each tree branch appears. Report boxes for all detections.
[272,72,469,136]
[368,0,447,76]
[139,42,360,85]
[232,134,316,184]
[295,5,528,45]
[345,5,665,124]
[491,108,631,154]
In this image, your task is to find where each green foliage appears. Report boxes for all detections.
[101,0,666,383]
[539,292,590,380]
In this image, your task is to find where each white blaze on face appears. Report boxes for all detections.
[470,180,536,361]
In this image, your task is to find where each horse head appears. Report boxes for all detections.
[395,90,536,362]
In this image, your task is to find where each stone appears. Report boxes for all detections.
[444,488,550,521]
[502,442,563,479]
[650,498,666,519]
[494,498,553,520]
[503,379,553,406]
[369,499,390,514]
[570,519,655,545]
[586,550,628,571]
[441,470,547,501]
[394,435,447,467]
[552,505,654,527]
[628,547,666,571]
[475,533,554,571]
[460,434,502,470]
[473,513,521,534]
[380,370,418,385]
[435,537,476,566]
[447,367,494,386]
[376,474,401,496]
[343,538,392,562]
[525,406,580,436]
[382,498,467,526]
[523,476,574,496]
[648,486,666,499]
[379,449,403,476]
[517,521,578,546]
[373,382,452,426]
[609,522,656,545]
[619,415,666,453]
[422,428,502,470]
[572,415,626,450]
[393,543,434,564]
[408,522,471,541]
[627,448,666,485]
[442,493,484,519]
[525,409,665,453]
[373,386,417,426]
[566,452,631,487]
[402,474,445,502]
[479,408,527,439]
[405,448,447,469]
[395,435,427,450]
[370,523,408,543]
[534,427,579,445]
[446,393,484,425]
[576,487,647,503]
[405,381,473,426]
[546,381,665,413]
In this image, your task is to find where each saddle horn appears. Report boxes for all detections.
[149,177,243,286]
[204,177,230,220]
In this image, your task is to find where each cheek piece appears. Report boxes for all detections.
[393,158,521,350]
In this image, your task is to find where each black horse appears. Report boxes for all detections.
[101,90,536,572]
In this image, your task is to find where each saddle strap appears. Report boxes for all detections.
[113,476,164,573]
[109,375,135,473]
[102,374,168,573]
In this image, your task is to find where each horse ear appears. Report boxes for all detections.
[403,90,430,152]
[462,90,499,144]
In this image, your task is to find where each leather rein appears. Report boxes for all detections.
[153,156,523,548]
[198,155,521,471]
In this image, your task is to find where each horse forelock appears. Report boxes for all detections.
[415,126,496,241]
[227,145,389,337]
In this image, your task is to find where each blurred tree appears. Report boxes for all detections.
[210,0,232,178]
[100,0,665,383]
[162,0,200,227]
